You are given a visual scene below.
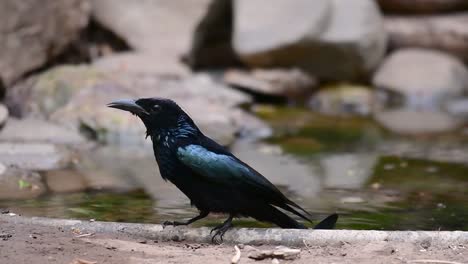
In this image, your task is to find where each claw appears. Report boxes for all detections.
[209,215,233,244]
[210,225,220,235]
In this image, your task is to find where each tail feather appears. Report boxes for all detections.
[285,199,314,219]
[313,213,338,229]
[249,204,307,229]
[279,203,312,223]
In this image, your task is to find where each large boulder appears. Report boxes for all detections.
[0,0,90,85]
[0,143,71,171]
[92,52,189,77]
[91,0,211,76]
[377,0,468,14]
[0,118,86,146]
[372,48,468,134]
[385,13,468,62]
[232,0,387,81]
[7,65,267,145]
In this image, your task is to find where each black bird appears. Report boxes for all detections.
[108,98,338,242]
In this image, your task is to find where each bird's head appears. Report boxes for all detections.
[107,97,198,138]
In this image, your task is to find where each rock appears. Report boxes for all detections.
[92,52,190,77]
[445,99,468,118]
[91,0,210,76]
[0,164,46,200]
[233,0,387,81]
[231,110,272,140]
[0,118,86,146]
[0,104,9,127]
[308,84,374,116]
[373,48,468,134]
[8,65,263,145]
[0,0,90,85]
[373,49,468,98]
[377,0,468,14]
[6,66,107,117]
[385,14,468,62]
[375,110,462,134]
[44,169,87,193]
[0,143,71,171]
[224,68,317,99]
[77,146,183,200]
[186,0,242,69]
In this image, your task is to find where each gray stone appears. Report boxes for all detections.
[233,0,387,81]
[4,215,468,247]
[385,13,468,62]
[0,104,8,127]
[0,0,90,85]
[224,68,317,99]
[91,0,210,76]
[308,84,374,116]
[77,146,178,198]
[44,169,87,193]
[372,48,468,134]
[0,143,71,171]
[6,65,108,117]
[377,0,468,14]
[373,48,468,98]
[234,0,330,56]
[0,164,46,200]
[92,51,190,77]
[374,110,462,134]
[8,65,265,145]
[0,118,86,145]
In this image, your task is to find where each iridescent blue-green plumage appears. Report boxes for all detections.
[107,97,338,242]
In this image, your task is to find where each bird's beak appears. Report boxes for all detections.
[107,99,149,115]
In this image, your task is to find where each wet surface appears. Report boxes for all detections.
[1,105,467,231]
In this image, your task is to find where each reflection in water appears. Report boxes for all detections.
[1,108,467,231]
[319,153,377,189]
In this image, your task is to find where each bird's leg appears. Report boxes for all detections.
[210,214,234,244]
[163,211,209,227]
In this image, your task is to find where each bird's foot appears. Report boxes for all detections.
[162,220,187,228]
[210,220,233,244]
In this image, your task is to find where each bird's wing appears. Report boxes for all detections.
[177,144,312,222]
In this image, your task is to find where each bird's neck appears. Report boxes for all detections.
[149,115,199,149]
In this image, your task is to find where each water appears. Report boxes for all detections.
[1,105,467,230]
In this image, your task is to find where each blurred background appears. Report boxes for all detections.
[0,0,467,231]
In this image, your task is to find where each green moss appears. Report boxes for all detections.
[255,105,382,155]
[368,156,468,194]
[269,137,323,155]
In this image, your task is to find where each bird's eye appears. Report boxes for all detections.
[152,104,161,112]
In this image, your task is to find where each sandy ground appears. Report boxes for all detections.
[0,220,466,264]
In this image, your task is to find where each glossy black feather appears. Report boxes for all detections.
[108,97,338,231]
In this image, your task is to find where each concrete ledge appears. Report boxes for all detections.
[2,215,467,246]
